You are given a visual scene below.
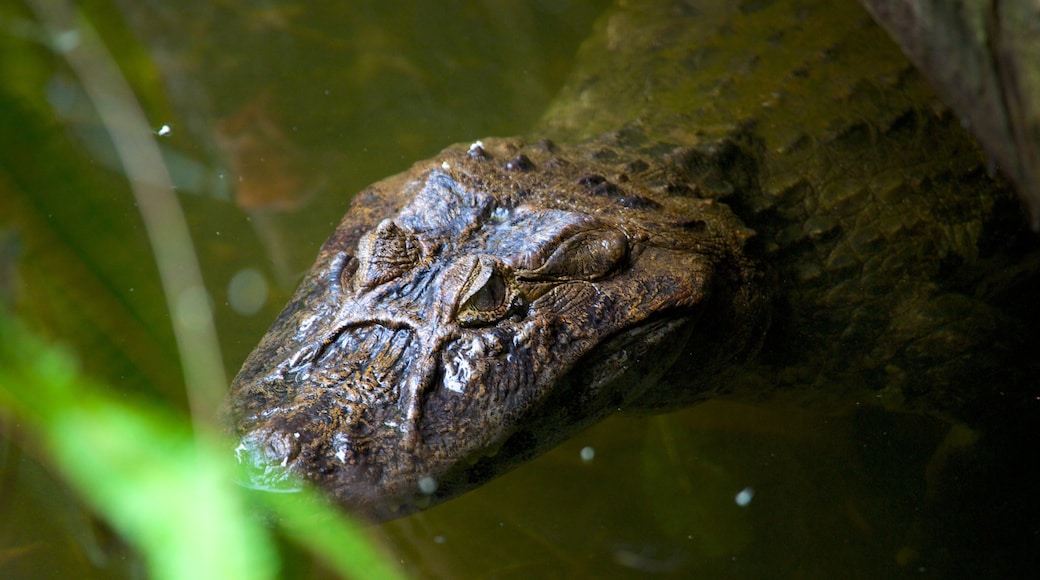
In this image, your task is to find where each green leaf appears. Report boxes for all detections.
[0,312,403,580]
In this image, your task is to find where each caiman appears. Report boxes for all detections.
[224,0,1039,522]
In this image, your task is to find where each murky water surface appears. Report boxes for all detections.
[1,1,1037,578]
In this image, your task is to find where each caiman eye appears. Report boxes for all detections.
[456,257,513,326]
[524,228,628,281]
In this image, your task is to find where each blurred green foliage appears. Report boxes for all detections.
[0,312,402,579]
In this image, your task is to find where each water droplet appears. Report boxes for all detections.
[418,476,438,495]
[227,268,268,316]
[580,446,595,463]
[735,487,755,507]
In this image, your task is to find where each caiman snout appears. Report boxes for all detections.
[228,321,439,516]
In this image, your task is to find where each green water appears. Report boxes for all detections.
[1,0,1037,578]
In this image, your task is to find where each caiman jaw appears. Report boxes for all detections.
[223,137,765,521]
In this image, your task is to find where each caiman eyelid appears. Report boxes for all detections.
[522,228,628,282]
[339,254,359,288]
[354,219,421,289]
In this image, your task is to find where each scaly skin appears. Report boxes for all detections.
[224,0,1037,521]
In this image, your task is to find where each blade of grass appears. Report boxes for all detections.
[27,0,226,427]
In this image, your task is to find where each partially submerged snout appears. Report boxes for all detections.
[234,429,302,493]
[223,138,764,521]
[229,321,442,518]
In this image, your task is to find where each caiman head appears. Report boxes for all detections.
[223,137,765,521]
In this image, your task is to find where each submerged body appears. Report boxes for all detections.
[224,0,1037,520]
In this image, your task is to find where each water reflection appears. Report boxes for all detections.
[380,399,958,577]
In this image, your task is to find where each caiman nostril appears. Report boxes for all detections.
[234,429,303,492]
[263,430,299,465]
